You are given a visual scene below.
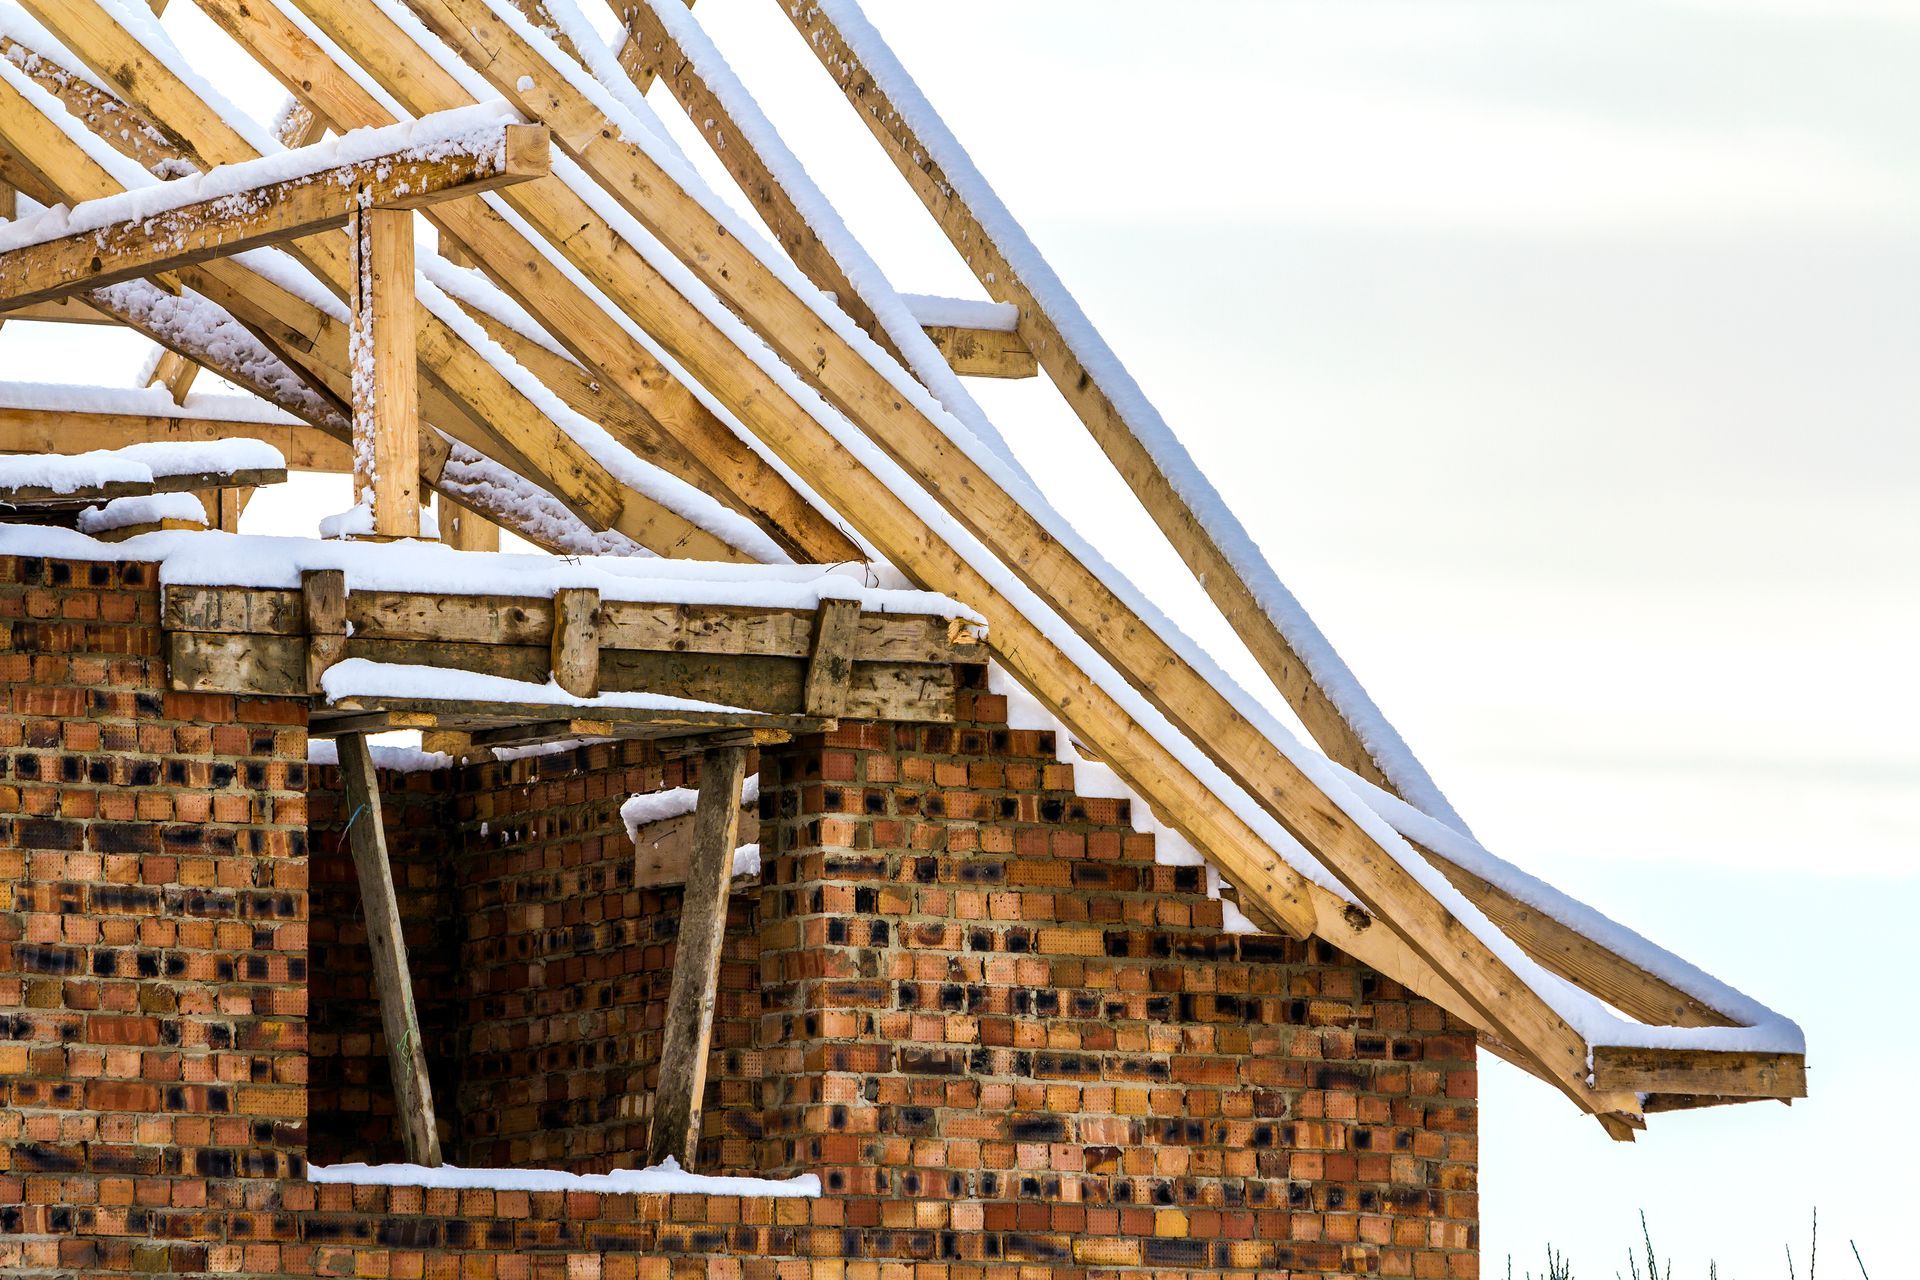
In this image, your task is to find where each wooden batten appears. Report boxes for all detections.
[922,325,1037,379]
[646,742,747,1168]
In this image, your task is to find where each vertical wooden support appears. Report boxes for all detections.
[549,587,601,697]
[435,491,500,552]
[302,569,347,694]
[335,731,443,1168]
[801,598,861,717]
[646,742,747,1169]
[193,486,250,533]
[348,198,421,539]
[0,182,11,334]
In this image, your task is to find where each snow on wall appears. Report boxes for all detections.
[309,1156,819,1197]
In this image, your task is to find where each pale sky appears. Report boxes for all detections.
[3,0,1915,1272]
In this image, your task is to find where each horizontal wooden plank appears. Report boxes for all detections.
[632,806,761,889]
[161,585,984,664]
[0,465,284,508]
[1588,1047,1806,1100]
[922,324,1037,379]
[168,631,959,722]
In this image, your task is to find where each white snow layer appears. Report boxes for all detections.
[307,736,453,774]
[320,658,755,716]
[76,492,207,533]
[309,1156,819,1197]
[899,293,1019,332]
[620,775,760,838]
[0,382,300,426]
[0,439,285,496]
[0,101,522,253]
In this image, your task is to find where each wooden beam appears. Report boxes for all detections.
[302,569,347,694]
[0,407,350,470]
[615,0,894,357]
[632,803,759,890]
[189,0,859,565]
[334,731,444,1167]
[646,742,746,1169]
[0,297,121,324]
[549,586,600,697]
[0,463,285,508]
[0,121,551,310]
[0,34,181,177]
[1590,1047,1807,1101]
[147,350,201,405]
[191,484,251,533]
[163,584,985,665]
[774,1,1448,811]
[801,597,860,718]
[435,491,499,551]
[922,325,1036,380]
[349,202,422,539]
[1419,840,1738,1031]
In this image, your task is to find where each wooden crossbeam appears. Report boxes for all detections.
[922,325,1037,380]
[632,802,759,890]
[188,0,860,565]
[646,741,746,1169]
[0,297,120,324]
[1590,1047,1807,1100]
[0,408,349,470]
[773,1,1449,812]
[0,121,550,311]
[334,731,443,1167]
[0,463,285,509]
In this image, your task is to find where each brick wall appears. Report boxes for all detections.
[0,554,310,1275]
[2,552,1479,1279]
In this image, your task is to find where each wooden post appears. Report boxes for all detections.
[349,196,420,539]
[549,587,600,697]
[801,597,860,718]
[194,485,252,533]
[646,742,746,1169]
[436,491,500,551]
[302,569,347,694]
[335,731,443,1167]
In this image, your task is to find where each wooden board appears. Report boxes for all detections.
[922,325,1037,379]
[162,584,985,664]
[646,742,746,1168]
[1589,1047,1807,1100]
[632,806,759,890]
[167,629,959,721]
[0,465,286,509]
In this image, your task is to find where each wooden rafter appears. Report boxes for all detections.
[773,1,1446,809]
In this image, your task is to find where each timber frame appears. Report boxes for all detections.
[0,0,1804,1158]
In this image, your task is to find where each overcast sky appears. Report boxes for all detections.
[3,0,1915,1271]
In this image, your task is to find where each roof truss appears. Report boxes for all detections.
[0,0,1805,1135]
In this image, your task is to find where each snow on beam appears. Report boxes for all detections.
[0,110,551,310]
[0,405,349,472]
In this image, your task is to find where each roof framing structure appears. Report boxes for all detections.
[0,0,1804,1138]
